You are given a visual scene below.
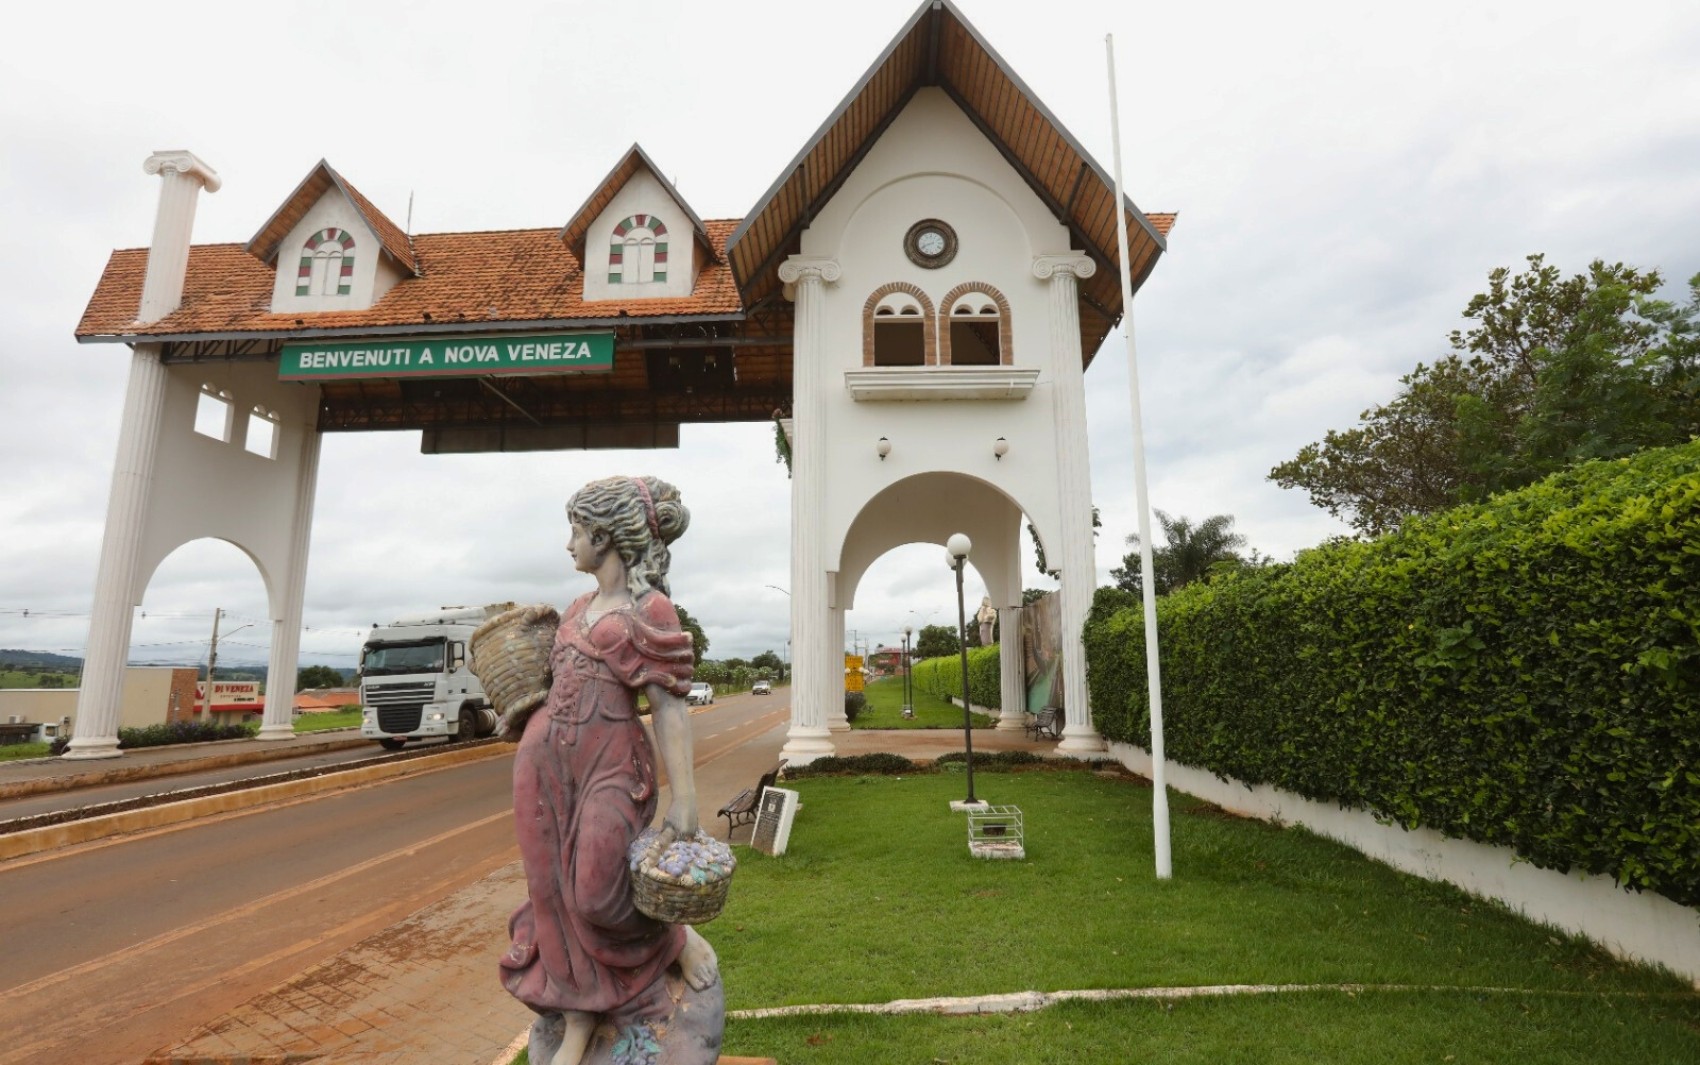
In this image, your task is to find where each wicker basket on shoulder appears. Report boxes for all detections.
[468,604,559,740]
[629,829,736,925]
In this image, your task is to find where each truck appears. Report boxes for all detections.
[358,604,516,750]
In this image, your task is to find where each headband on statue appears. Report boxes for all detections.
[632,477,661,539]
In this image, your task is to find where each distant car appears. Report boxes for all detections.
[687,682,716,706]
[752,680,772,695]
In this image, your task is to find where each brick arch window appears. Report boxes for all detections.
[297,228,356,297]
[862,282,937,367]
[610,214,669,284]
[938,282,1012,366]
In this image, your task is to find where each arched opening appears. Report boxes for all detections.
[137,538,274,726]
[939,283,1012,366]
[862,283,937,367]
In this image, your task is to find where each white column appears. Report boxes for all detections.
[825,605,849,731]
[257,424,322,740]
[996,604,1027,731]
[1034,253,1106,755]
[778,256,841,765]
[66,151,220,760]
[65,345,170,758]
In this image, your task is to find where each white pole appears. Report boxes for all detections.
[1106,33,1172,879]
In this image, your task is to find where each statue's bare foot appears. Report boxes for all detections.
[549,1010,597,1065]
[679,925,720,990]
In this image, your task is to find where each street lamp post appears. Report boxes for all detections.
[901,625,913,718]
[947,533,977,805]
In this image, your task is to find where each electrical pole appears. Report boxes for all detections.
[202,606,222,721]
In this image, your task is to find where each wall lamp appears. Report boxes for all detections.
[877,436,891,460]
[993,437,1009,460]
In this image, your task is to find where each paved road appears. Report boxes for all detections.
[0,692,789,1065]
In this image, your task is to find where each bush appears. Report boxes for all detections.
[933,750,1045,769]
[116,719,258,750]
[1085,442,1700,906]
[844,690,867,723]
[910,645,1002,710]
[784,752,919,777]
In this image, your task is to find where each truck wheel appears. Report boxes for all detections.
[456,708,478,742]
[379,738,407,751]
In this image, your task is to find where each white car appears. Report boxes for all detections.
[752,680,772,695]
[686,682,715,706]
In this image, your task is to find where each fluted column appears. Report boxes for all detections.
[778,256,840,764]
[996,605,1027,730]
[66,152,219,759]
[258,422,322,740]
[825,605,849,731]
[1034,253,1106,755]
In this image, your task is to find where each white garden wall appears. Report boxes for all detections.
[1109,741,1700,987]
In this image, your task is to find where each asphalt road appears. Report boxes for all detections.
[0,690,789,1065]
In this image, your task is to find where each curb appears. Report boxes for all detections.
[0,741,510,862]
[0,734,372,801]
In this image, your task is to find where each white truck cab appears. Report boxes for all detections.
[358,604,514,749]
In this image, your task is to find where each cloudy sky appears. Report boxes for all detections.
[2,0,1697,672]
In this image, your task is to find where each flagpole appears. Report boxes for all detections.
[1106,32,1172,879]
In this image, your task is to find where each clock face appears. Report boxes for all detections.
[904,218,957,268]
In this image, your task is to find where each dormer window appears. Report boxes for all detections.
[297,228,356,297]
[939,283,1012,366]
[609,214,668,284]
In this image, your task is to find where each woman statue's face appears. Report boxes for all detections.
[567,521,605,574]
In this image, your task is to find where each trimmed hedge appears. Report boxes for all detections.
[1085,442,1700,906]
[911,645,1002,710]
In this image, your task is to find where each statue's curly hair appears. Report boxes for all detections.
[567,476,689,599]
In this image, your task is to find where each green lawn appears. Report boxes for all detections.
[699,768,1698,1063]
[293,708,362,732]
[854,674,995,729]
[0,669,77,689]
[0,741,50,761]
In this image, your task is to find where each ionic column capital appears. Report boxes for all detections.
[143,150,222,193]
[1032,253,1096,281]
[778,257,842,285]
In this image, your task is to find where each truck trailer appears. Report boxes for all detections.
[358,604,515,749]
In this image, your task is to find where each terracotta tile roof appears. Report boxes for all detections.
[1146,213,1177,238]
[246,160,419,275]
[77,220,745,341]
[559,144,715,266]
[294,689,361,711]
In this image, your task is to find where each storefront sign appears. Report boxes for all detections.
[197,680,263,712]
[279,331,615,381]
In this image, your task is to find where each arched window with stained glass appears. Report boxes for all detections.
[297,228,356,297]
[609,214,668,284]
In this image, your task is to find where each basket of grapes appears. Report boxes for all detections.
[627,828,737,925]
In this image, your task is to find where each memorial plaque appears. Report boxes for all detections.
[751,786,799,856]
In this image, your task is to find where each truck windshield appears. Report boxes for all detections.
[361,640,446,676]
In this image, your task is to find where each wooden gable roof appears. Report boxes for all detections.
[727,0,1171,359]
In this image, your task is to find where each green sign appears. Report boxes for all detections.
[278,331,614,381]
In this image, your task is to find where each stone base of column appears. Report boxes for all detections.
[255,723,295,741]
[1056,726,1107,757]
[995,709,1028,732]
[825,711,850,732]
[61,738,124,760]
[779,725,837,766]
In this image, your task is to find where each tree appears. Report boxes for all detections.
[750,650,785,680]
[1027,507,1102,578]
[297,665,343,690]
[914,623,960,660]
[1110,511,1255,596]
[1271,255,1700,534]
[674,605,709,665]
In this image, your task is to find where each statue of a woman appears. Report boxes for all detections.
[502,476,720,1065]
[976,595,997,647]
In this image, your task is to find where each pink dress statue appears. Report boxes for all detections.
[502,590,695,1024]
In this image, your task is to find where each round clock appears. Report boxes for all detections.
[904,218,958,269]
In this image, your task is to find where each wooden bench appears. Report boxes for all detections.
[1024,706,1063,741]
[718,760,787,839]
